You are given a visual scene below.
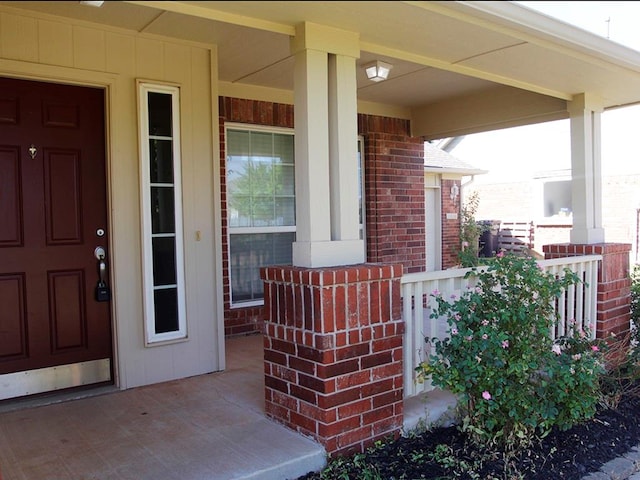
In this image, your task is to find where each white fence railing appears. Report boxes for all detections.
[401,254,602,399]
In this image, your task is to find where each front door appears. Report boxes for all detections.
[0,77,112,399]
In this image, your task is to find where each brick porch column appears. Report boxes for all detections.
[543,243,632,338]
[261,263,404,456]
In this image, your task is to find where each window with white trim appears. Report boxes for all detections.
[226,127,366,306]
[226,125,295,306]
[543,179,572,218]
[138,83,187,344]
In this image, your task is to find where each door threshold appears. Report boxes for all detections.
[0,383,118,414]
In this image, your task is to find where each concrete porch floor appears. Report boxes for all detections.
[0,334,456,480]
[0,335,325,480]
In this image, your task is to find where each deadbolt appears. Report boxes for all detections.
[94,246,106,260]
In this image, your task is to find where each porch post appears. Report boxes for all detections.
[568,93,605,244]
[290,22,365,268]
[261,263,404,455]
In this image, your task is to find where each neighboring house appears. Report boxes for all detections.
[423,142,487,270]
[450,125,640,263]
[0,0,638,455]
[468,171,640,261]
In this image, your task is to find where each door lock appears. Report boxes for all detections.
[94,246,111,302]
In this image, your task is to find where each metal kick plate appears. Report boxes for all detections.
[0,359,111,400]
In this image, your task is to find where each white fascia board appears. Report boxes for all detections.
[432,1,640,74]
[424,166,488,176]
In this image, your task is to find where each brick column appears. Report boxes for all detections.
[543,243,632,338]
[261,263,404,456]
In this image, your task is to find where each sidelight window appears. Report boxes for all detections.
[138,83,187,344]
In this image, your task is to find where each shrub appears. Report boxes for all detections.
[632,264,640,325]
[458,191,484,267]
[417,253,604,449]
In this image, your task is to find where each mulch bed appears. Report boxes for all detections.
[297,394,640,479]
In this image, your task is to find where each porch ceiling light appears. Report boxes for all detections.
[80,1,105,6]
[364,60,392,82]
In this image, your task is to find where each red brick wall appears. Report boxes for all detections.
[261,263,404,455]
[359,114,426,274]
[442,179,462,268]
[219,100,431,335]
[218,97,294,336]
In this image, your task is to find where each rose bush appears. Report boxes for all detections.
[417,253,604,449]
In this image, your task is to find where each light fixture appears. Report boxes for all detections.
[363,60,393,82]
[80,1,105,7]
[450,183,460,201]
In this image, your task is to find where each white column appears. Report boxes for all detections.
[568,93,605,244]
[292,47,331,247]
[291,22,364,267]
[328,53,360,242]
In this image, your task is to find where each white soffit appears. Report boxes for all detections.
[4,1,640,110]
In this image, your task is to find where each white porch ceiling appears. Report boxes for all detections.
[5,1,640,138]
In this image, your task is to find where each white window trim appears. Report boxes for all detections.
[138,82,187,345]
[424,173,442,271]
[358,136,367,249]
[225,123,295,307]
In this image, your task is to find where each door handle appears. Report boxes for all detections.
[94,246,110,302]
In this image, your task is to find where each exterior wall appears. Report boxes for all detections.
[441,178,462,268]
[359,115,426,273]
[219,102,431,336]
[218,97,294,336]
[0,7,222,389]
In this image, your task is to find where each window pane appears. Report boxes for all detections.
[252,195,275,226]
[148,92,172,137]
[274,165,294,195]
[251,131,274,160]
[152,237,177,286]
[151,187,175,233]
[275,197,295,226]
[249,161,276,198]
[149,139,173,183]
[230,232,294,303]
[227,155,250,196]
[154,288,179,333]
[273,134,294,165]
[227,130,250,157]
[226,129,295,229]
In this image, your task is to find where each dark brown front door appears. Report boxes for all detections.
[0,77,112,396]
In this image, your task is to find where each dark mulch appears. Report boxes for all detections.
[297,394,640,479]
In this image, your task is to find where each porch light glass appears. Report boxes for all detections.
[364,60,392,82]
[80,1,104,7]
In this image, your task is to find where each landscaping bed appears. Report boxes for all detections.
[298,392,640,480]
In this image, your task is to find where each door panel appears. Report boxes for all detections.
[0,274,27,359]
[0,77,112,391]
[44,149,83,244]
[0,146,23,246]
[48,270,87,352]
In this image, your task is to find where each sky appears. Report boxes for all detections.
[448,1,640,183]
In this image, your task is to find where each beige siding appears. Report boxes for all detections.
[0,7,222,390]
[0,13,38,61]
[38,19,74,66]
[73,26,106,71]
